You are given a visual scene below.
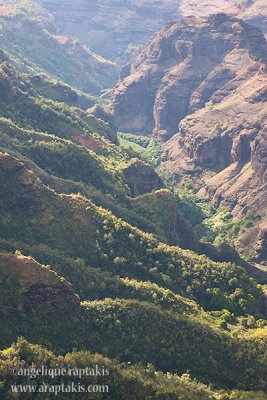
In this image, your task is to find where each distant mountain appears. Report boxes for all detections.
[111,14,267,261]
[0,0,118,97]
[34,0,267,65]
[180,0,267,37]
[35,0,181,63]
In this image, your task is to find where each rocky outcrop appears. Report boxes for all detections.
[111,14,267,139]
[0,253,80,315]
[180,0,267,37]
[127,189,199,250]
[122,159,164,197]
[86,105,118,139]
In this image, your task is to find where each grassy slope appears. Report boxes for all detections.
[0,0,118,95]
[1,339,267,400]
[0,253,266,392]
[0,152,265,318]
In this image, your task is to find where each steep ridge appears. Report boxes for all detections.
[0,53,117,143]
[180,0,267,37]
[0,0,118,96]
[111,14,267,261]
[1,151,265,315]
[0,253,266,393]
[0,39,265,268]
[2,46,251,264]
[35,0,181,63]
[34,0,267,65]
[0,50,207,256]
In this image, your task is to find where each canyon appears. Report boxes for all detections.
[35,0,267,65]
[0,2,266,398]
[111,14,267,260]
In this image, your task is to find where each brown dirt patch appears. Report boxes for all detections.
[55,35,70,45]
[126,195,145,206]
[220,6,240,15]
[76,133,108,151]
[0,6,16,15]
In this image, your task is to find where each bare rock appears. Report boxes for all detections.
[0,253,80,315]
[111,14,267,140]
[122,159,164,197]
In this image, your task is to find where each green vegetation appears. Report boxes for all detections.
[0,155,264,317]
[0,0,118,95]
[0,253,266,392]
[127,189,199,248]
[0,64,110,139]
[175,188,257,245]
[0,31,266,399]
[1,338,266,399]
[118,132,164,167]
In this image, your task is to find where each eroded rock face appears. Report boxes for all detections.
[122,159,164,197]
[111,14,267,140]
[112,14,267,261]
[0,253,80,315]
[164,106,266,261]
[86,105,118,139]
[179,0,267,37]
